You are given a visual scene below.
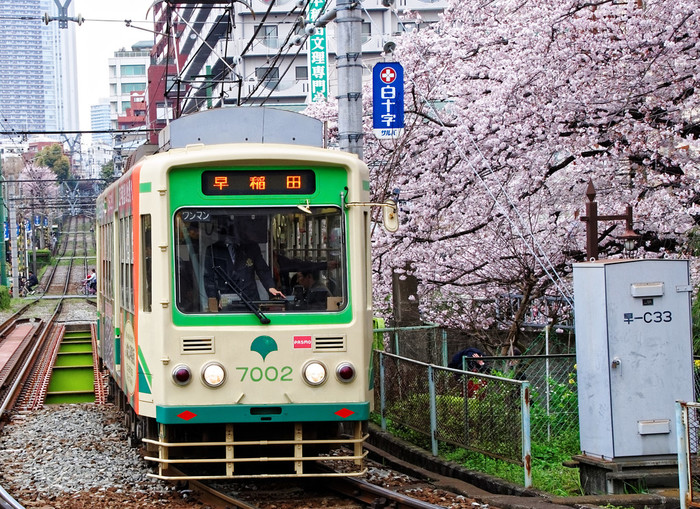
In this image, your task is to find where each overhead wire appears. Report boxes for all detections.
[241,0,328,105]
[153,1,316,109]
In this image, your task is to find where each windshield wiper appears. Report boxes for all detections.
[212,265,271,324]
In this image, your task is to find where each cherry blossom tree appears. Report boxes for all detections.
[307,0,700,347]
[18,165,60,239]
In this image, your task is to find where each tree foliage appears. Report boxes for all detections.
[34,143,71,182]
[100,160,115,189]
[307,0,700,347]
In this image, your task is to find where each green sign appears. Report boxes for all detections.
[308,0,328,102]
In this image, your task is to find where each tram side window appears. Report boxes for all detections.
[101,222,113,300]
[173,207,346,314]
[119,216,134,312]
[141,215,152,312]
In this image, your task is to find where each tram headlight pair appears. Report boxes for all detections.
[302,361,356,386]
[171,362,226,388]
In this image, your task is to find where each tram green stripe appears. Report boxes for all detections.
[156,402,369,425]
[140,182,151,193]
[138,346,152,393]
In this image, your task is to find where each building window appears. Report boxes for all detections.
[121,101,131,113]
[362,22,371,43]
[255,67,279,88]
[156,102,173,121]
[295,66,308,80]
[120,64,146,76]
[121,83,146,94]
[109,65,116,78]
[256,25,279,48]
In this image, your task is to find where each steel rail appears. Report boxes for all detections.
[0,302,61,418]
[325,474,449,509]
[0,484,24,509]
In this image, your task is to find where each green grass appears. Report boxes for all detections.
[372,413,583,496]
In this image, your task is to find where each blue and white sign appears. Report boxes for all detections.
[34,215,40,226]
[26,219,31,233]
[4,222,7,241]
[372,62,404,139]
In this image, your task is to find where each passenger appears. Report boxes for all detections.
[204,224,284,309]
[448,347,488,398]
[295,269,331,309]
[275,253,337,295]
[26,271,39,294]
[448,347,487,372]
[87,269,97,294]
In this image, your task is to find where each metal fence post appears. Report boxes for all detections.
[441,328,448,366]
[380,351,387,431]
[522,381,532,488]
[429,365,438,455]
[677,401,689,509]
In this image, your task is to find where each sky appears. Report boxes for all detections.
[73,0,153,133]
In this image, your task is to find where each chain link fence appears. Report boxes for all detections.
[481,353,578,445]
[676,401,700,509]
[375,351,532,486]
[373,324,579,485]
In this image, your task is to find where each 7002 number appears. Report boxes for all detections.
[236,366,292,382]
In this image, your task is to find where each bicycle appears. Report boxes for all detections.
[77,280,96,295]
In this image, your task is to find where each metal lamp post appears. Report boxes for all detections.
[580,180,641,260]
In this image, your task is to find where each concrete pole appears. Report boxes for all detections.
[0,152,6,287]
[335,0,364,159]
[9,192,18,298]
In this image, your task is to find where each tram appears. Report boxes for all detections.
[95,108,385,480]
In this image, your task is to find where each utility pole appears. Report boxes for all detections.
[9,189,18,298]
[0,151,6,287]
[335,0,364,159]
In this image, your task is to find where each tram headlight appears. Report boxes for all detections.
[201,362,226,388]
[336,362,356,383]
[302,361,327,386]
[172,365,192,386]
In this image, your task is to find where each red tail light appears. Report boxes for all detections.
[172,365,192,385]
[336,362,356,382]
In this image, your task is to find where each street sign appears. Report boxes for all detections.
[307,0,328,103]
[373,62,404,139]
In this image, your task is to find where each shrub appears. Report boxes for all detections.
[0,286,11,309]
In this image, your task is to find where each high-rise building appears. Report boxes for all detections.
[0,0,79,133]
[90,101,111,145]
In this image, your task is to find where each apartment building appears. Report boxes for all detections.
[148,0,446,119]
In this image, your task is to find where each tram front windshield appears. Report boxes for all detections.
[174,207,345,314]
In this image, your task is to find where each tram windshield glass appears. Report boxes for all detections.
[174,207,346,314]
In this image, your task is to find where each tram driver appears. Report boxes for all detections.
[203,223,284,311]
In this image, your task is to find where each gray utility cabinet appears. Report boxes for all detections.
[573,259,694,459]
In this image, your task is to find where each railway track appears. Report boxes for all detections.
[41,215,95,298]
[192,472,475,509]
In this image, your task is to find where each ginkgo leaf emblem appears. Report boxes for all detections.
[250,335,278,361]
